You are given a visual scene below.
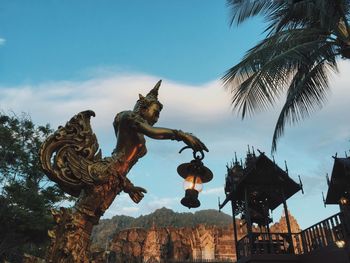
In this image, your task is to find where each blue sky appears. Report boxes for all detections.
[1,1,349,229]
[0,0,264,85]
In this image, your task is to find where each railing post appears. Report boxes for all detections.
[322,221,330,246]
[338,213,347,241]
[230,201,239,260]
[294,233,302,254]
[281,189,294,253]
[300,231,308,253]
[306,228,313,252]
[244,187,253,255]
[325,219,333,243]
[340,203,350,236]
[317,224,326,247]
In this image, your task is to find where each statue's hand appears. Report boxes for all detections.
[125,185,147,204]
[181,132,209,153]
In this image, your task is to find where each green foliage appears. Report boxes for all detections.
[91,207,232,250]
[224,0,350,152]
[0,113,68,261]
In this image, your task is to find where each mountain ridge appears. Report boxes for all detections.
[91,207,232,250]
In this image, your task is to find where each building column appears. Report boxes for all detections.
[231,200,239,260]
[282,189,294,253]
[244,187,253,254]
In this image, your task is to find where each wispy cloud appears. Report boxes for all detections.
[143,196,180,212]
[0,38,5,46]
[102,193,180,218]
[1,61,350,228]
[202,187,223,195]
[0,74,230,130]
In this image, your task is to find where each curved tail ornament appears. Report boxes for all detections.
[40,110,102,197]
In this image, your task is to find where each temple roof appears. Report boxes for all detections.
[225,152,301,211]
[325,157,350,204]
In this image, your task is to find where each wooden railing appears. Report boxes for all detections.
[237,232,300,258]
[300,212,348,253]
[236,212,349,259]
[167,259,234,263]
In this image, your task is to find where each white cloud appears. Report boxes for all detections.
[202,187,223,195]
[2,60,350,228]
[0,38,5,46]
[143,196,180,212]
[119,206,140,214]
[102,193,137,218]
[102,193,180,218]
[0,74,231,136]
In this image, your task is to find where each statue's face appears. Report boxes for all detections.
[142,103,161,126]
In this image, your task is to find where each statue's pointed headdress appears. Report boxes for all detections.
[135,80,163,112]
[145,79,161,101]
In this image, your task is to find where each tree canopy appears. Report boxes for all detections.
[0,113,69,262]
[224,0,350,151]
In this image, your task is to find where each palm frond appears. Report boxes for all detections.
[225,0,349,152]
[227,0,283,26]
[271,44,339,152]
[267,0,317,33]
[223,28,331,118]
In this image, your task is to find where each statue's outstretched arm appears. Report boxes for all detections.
[134,120,208,153]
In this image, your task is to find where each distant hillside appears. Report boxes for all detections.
[91,207,232,250]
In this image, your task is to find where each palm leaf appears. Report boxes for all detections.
[227,0,284,26]
[267,0,317,33]
[271,43,339,151]
[223,28,332,117]
[225,0,349,151]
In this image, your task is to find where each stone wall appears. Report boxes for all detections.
[105,223,242,262]
[94,212,300,263]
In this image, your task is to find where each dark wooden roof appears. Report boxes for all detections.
[325,157,350,204]
[229,153,301,210]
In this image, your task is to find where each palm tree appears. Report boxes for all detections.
[223,0,350,152]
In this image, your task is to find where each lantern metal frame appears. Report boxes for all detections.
[177,146,213,209]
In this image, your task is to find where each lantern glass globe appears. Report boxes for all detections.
[183,175,203,192]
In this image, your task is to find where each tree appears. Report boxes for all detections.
[223,0,350,151]
[0,113,69,262]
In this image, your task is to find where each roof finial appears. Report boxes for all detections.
[326,173,330,186]
[322,192,326,208]
[234,152,238,164]
[284,160,289,174]
[252,146,256,156]
[247,145,251,154]
[298,175,304,194]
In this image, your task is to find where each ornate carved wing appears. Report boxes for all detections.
[40,110,102,197]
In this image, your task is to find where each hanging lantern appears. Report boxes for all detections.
[177,147,213,209]
[340,196,349,205]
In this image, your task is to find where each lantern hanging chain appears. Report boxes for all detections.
[179,146,205,160]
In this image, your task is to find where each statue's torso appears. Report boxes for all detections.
[112,111,148,174]
[76,111,148,219]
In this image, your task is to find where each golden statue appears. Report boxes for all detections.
[40,80,208,262]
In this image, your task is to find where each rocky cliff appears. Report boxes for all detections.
[108,224,241,262]
[91,208,233,251]
[90,209,300,263]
